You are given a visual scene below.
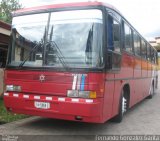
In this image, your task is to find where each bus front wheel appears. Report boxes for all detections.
[111,89,127,123]
[148,83,155,99]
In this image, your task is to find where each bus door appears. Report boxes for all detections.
[103,10,122,120]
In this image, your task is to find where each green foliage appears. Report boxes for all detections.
[0,0,22,23]
[0,98,28,124]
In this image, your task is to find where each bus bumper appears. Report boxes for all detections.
[3,92,104,123]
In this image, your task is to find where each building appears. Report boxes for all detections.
[155,37,160,44]
[149,36,160,47]
[149,41,157,47]
[0,20,11,67]
[0,20,11,96]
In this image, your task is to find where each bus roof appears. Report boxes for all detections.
[13,1,121,16]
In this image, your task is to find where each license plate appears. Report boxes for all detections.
[34,101,50,109]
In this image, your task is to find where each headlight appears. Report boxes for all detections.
[6,85,21,92]
[67,90,79,97]
[78,91,90,98]
[67,90,96,99]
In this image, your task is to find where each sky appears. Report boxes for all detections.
[19,0,160,41]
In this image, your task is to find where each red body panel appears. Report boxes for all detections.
[4,92,103,123]
[4,70,107,123]
[5,71,105,97]
[4,51,156,123]
[14,2,120,15]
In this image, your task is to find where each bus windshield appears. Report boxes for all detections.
[9,9,103,69]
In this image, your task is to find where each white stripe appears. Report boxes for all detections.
[46,97,52,101]
[13,94,19,97]
[77,74,82,90]
[58,98,65,102]
[34,96,40,100]
[72,74,77,90]
[86,99,93,103]
[23,95,29,99]
[71,98,79,102]
[4,93,9,96]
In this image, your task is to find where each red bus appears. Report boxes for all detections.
[4,1,158,123]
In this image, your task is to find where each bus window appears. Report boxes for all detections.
[151,48,155,63]
[147,44,151,61]
[155,51,158,64]
[106,12,121,70]
[141,40,147,60]
[150,46,154,63]
[158,52,160,58]
[113,20,121,52]
[124,23,133,53]
[107,15,113,51]
[107,14,121,53]
[133,32,141,57]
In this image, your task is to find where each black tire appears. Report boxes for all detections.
[111,89,127,123]
[148,84,154,99]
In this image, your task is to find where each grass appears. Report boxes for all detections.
[0,97,28,124]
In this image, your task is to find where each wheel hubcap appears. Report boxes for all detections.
[122,97,127,114]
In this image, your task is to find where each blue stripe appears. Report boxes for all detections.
[80,74,85,91]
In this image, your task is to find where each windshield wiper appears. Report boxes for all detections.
[46,25,69,70]
[18,41,42,68]
[46,41,69,70]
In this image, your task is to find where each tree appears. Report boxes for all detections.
[0,0,22,23]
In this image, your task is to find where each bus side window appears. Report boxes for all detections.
[107,14,121,53]
[107,15,114,51]
[113,20,121,52]
[124,22,133,53]
[106,12,121,70]
[151,48,155,64]
[147,44,151,61]
[133,32,141,57]
[155,51,158,64]
[141,40,147,60]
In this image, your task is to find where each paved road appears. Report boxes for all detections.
[0,73,160,140]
